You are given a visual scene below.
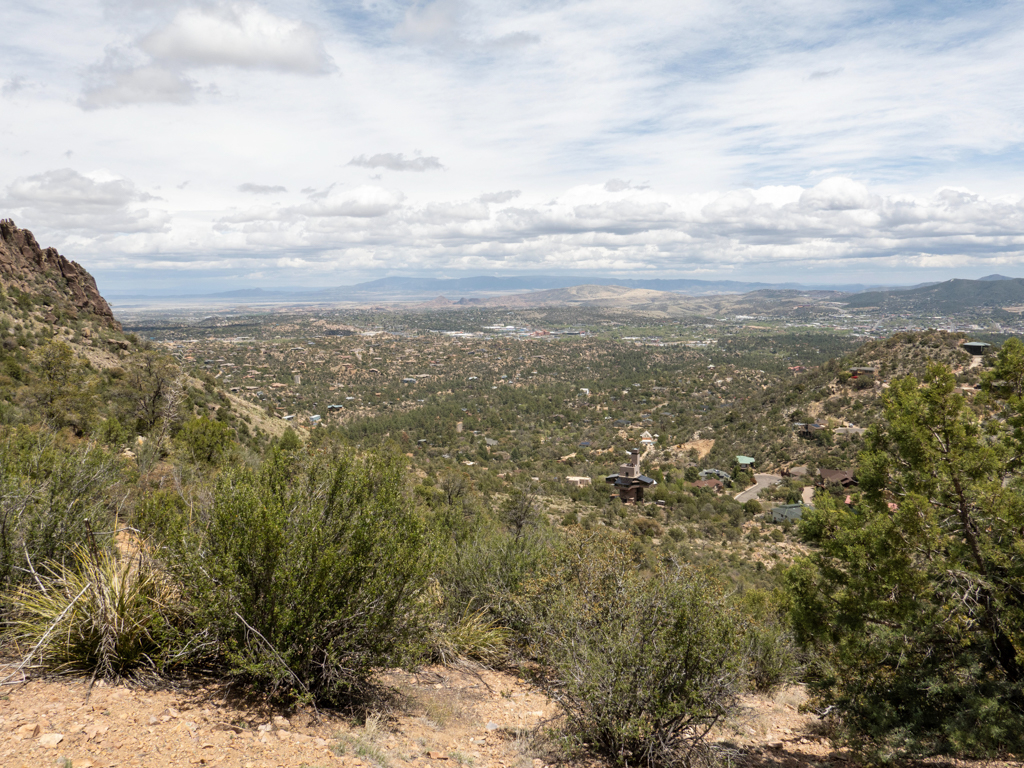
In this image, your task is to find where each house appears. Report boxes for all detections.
[640,430,656,446]
[818,468,857,487]
[736,455,756,468]
[795,422,828,437]
[963,341,991,356]
[309,415,322,425]
[848,367,877,378]
[326,404,344,412]
[566,476,592,487]
[605,449,658,503]
[699,468,731,481]
[772,503,807,523]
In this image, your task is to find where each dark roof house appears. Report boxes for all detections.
[605,449,657,503]
[818,468,857,487]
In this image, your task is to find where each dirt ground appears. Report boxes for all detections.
[1,663,1020,768]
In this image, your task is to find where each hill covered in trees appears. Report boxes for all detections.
[2,221,1022,766]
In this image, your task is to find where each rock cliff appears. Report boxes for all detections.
[0,219,120,330]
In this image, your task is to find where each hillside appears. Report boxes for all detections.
[2,227,1022,765]
[0,219,119,329]
[842,276,1024,312]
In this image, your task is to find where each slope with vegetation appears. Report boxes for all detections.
[1,220,1022,766]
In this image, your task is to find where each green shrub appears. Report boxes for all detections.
[165,447,432,703]
[735,589,800,693]
[433,514,554,637]
[522,531,744,767]
[175,416,235,464]
[0,427,122,594]
[789,367,1024,758]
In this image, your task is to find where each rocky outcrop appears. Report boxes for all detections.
[0,219,120,330]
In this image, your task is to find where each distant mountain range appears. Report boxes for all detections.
[842,276,1024,312]
[107,273,1024,311]
[109,275,894,303]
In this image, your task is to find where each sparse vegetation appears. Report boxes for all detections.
[3,245,1024,764]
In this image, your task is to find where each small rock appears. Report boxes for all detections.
[84,724,108,741]
[428,751,449,759]
[213,723,243,734]
[16,723,41,739]
[38,733,64,748]
[276,729,291,741]
[257,723,274,732]
[485,722,499,731]
[272,715,290,728]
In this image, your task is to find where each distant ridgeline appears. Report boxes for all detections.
[843,276,1024,314]
[0,219,120,330]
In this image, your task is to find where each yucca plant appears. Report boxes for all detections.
[434,606,511,666]
[5,543,180,679]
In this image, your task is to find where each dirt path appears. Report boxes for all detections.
[1,666,1018,768]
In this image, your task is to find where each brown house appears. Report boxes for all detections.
[818,468,857,487]
[605,449,657,503]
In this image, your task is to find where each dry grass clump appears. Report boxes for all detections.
[4,543,180,680]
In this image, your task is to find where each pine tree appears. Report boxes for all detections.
[788,364,1024,758]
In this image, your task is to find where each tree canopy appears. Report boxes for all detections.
[789,364,1024,757]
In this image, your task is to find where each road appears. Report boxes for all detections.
[734,473,783,503]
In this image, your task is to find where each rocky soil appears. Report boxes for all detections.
[1,663,1019,768]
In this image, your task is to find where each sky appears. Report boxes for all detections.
[2,0,1024,295]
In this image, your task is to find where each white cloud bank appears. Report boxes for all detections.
[1,169,168,234]
[10,172,1020,284]
[139,3,333,74]
[79,2,333,108]
[348,154,445,172]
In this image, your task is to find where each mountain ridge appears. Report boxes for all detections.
[0,219,120,329]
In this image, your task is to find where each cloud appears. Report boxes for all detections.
[78,49,197,109]
[479,190,520,204]
[809,67,843,80]
[396,0,466,47]
[291,186,405,218]
[140,2,334,74]
[2,168,168,233]
[799,177,875,211]
[396,0,538,52]
[1,76,27,97]
[604,179,650,193]
[348,153,444,172]
[203,178,1024,280]
[238,182,287,194]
